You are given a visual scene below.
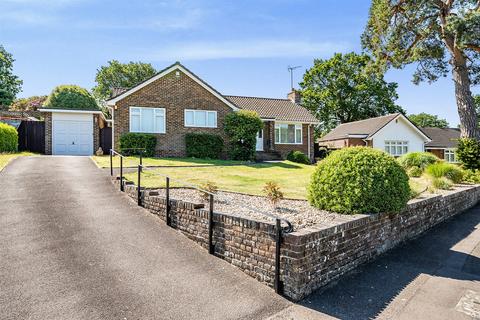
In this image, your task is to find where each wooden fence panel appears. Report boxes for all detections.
[17,121,45,153]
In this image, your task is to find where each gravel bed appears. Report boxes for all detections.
[148,188,356,230]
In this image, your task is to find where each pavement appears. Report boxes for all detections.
[1,156,480,320]
[0,156,290,320]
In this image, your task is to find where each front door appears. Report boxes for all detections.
[256,129,263,151]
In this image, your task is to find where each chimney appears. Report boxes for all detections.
[287,89,301,104]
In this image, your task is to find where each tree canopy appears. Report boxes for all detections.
[408,112,449,128]
[44,85,99,111]
[93,60,157,100]
[362,0,480,138]
[300,52,404,135]
[10,95,47,111]
[0,45,22,109]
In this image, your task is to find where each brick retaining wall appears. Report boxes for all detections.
[115,179,480,301]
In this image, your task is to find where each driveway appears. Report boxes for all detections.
[0,156,290,320]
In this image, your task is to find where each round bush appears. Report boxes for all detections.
[397,152,439,170]
[287,150,310,164]
[308,147,410,214]
[0,123,18,152]
[44,85,99,111]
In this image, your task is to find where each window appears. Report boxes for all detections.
[129,107,165,133]
[445,149,456,163]
[384,141,408,156]
[184,109,217,128]
[275,123,302,144]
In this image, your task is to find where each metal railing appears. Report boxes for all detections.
[109,149,293,295]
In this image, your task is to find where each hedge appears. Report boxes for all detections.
[185,133,224,159]
[119,133,157,157]
[0,123,18,152]
[287,150,310,164]
[308,147,410,214]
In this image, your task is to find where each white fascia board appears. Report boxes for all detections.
[39,109,102,114]
[368,114,432,142]
[106,64,239,111]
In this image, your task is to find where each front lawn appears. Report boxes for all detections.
[124,161,316,199]
[91,155,247,168]
[0,152,34,171]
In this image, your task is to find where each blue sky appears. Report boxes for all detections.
[2,0,477,126]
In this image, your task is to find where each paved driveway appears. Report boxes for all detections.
[0,156,290,320]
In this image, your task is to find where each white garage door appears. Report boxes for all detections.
[52,113,93,155]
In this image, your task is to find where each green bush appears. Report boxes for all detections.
[119,133,157,157]
[425,162,464,184]
[308,147,410,214]
[185,133,224,159]
[224,110,263,161]
[0,123,18,152]
[456,138,480,170]
[431,177,453,190]
[398,152,439,170]
[462,169,480,184]
[407,166,423,177]
[287,151,310,164]
[44,85,99,111]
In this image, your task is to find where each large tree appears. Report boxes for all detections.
[93,60,157,100]
[408,112,449,128]
[300,52,404,135]
[10,95,47,111]
[362,0,480,139]
[0,45,22,109]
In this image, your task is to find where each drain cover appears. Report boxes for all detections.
[455,290,480,319]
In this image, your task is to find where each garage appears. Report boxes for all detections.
[52,113,93,155]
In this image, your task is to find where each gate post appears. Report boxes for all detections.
[274,218,283,295]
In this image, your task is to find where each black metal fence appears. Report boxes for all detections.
[17,121,45,153]
[109,148,292,295]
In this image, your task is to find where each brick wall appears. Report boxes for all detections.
[282,185,480,300]
[114,177,480,301]
[113,70,234,157]
[44,112,52,155]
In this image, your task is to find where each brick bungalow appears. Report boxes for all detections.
[106,62,318,161]
[422,127,460,163]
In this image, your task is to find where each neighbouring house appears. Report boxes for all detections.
[318,113,431,156]
[106,62,318,160]
[422,127,460,163]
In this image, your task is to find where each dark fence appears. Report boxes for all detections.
[100,127,112,153]
[17,121,45,153]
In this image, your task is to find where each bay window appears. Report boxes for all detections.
[275,123,302,144]
[384,140,408,156]
[129,107,165,133]
[184,109,217,128]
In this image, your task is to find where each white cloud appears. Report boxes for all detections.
[144,39,350,61]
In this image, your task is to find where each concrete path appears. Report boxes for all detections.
[0,156,290,320]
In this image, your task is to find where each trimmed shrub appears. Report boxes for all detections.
[0,123,18,152]
[425,162,464,184]
[224,110,263,161]
[397,152,439,170]
[308,147,410,214]
[44,85,99,111]
[185,133,224,159]
[407,166,423,178]
[287,150,310,164]
[456,138,480,170]
[119,133,156,157]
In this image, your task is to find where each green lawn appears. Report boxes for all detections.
[0,152,34,171]
[124,161,316,199]
[91,155,247,168]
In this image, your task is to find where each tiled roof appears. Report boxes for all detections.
[224,95,318,123]
[422,127,460,148]
[319,113,401,141]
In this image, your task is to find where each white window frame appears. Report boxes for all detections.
[384,140,409,156]
[274,122,303,145]
[129,106,166,134]
[444,149,457,163]
[184,109,217,128]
